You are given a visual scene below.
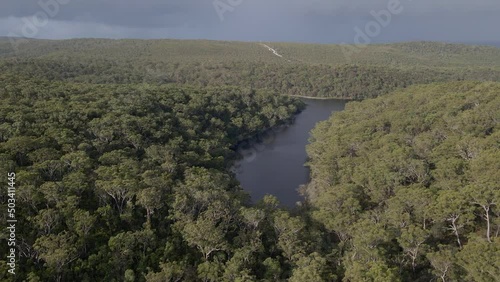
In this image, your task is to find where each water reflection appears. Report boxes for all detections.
[234,98,347,206]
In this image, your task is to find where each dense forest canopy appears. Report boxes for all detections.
[306,81,500,281]
[0,38,499,281]
[0,74,310,281]
[1,38,500,99]
[3,39,500,68]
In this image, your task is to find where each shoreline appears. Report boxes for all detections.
[286,94,355,101]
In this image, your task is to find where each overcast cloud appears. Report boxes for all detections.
[1,0,499,43]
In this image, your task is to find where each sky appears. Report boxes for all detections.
[1,0,500,44]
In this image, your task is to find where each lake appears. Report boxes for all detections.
[234,98,347,206]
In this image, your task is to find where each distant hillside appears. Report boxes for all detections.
[470,41,500,48]
[3,38,500,67]
[1,38,500,99]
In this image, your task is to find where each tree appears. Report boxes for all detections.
[465,149,500,242]
[124,269,135,282]
[136,187,164,227]
[197,261,223,282]
[34,231,79,282]
[344,259,400,282]
[95,159,141,214]
[427,246,458,282]
[146,261,187,282]
[456,237,500,282]
[397,225,429,271]
[32,208,61,235]
[107,230,156,275]
[289,252,334,282]
[180,215,229,261]
[67,209,96,239]
[432,190,474,248]
[272,211,306,261]
[385,185,434,230]
[262,258,282,281]
[311,184,362,242]
[60,151,93,172]
[222,248,257,282]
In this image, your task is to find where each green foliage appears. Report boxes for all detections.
[1,38,499,281]
[2,39,500,99]
[0,75,316,281]
[306,81,500,281]
[456,237,500,282]
[289,252,335,282]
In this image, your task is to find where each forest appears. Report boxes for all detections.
[0,39,499,281]
[2,38,500,99]
[0,73,310,281]
[306,81,499,281]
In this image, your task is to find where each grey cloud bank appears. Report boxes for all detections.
[1,0,499,43]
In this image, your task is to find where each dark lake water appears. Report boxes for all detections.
[234,98,347,206]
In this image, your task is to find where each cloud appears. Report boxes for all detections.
[0,17,217,40]
[1,0,499,43]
